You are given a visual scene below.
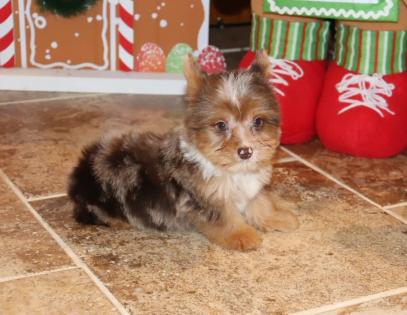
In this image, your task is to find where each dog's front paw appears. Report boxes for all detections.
[223,226,262,251]
[261,210,299,232]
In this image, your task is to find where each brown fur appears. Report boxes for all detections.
[68,51,298,251]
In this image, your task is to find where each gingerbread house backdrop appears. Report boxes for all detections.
[0,0,209,72]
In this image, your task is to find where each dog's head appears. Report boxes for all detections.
[183,52,280,173]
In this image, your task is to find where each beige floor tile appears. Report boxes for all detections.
[0,268,119,315]
[389,206,407,223]
[284,140,407,207]
[0,94,183,198]
[30,162,407,315]
[319,292,407,315]
[0,179,73,278]
[0,90,90,104]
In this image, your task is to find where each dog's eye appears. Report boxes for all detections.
[253,117,264,129]
[214,121,228,131]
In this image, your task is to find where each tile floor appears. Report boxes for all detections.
[0,91,406,315]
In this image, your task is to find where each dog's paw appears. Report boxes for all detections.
[261,210,299,232]
[223,226,262,251]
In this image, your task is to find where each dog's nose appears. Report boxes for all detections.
[237,147,253,160]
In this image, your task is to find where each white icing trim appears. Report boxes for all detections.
[266,0,394,19]
[25,0,109,70]
[18,0,27,67]
[197,0,210,51]
[109,0,117,70]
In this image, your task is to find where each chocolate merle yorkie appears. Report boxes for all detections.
[68,51,298,251]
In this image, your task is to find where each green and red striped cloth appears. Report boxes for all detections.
[250,14,407,75]
[335,24,407,75]
[250,14,330,61]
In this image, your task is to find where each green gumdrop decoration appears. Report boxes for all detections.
[166,43,193,73]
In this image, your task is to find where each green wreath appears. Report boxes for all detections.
[36,0,98,18]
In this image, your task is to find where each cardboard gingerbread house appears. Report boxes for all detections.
[0,0,210,94]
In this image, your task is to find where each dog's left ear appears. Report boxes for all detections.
[249,50,271,78]
[183,54,204,97]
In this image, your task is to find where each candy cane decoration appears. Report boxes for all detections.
[0,0,15,67]
[118,0,134,71]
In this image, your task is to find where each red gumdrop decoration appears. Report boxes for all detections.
[135,42,166,72]
[198,46,226,74]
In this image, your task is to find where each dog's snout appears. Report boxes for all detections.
[237,147,253,160]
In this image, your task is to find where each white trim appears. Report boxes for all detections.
[266,0,394,20]
[109,0,117,71]
[291,286,407,315]
[0,266,79,283]
[0,68,186,95]
[0,169,130,315]
[280,146,407,225]
[17,0,27,67]
[197,0,210,51]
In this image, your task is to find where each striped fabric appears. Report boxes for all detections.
[335,24,407,75]
[251,14,330,61]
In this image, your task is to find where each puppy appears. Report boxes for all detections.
[68,51,298,251]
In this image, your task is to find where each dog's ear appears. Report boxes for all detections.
[250,50,271,78]
[183,54,203,97]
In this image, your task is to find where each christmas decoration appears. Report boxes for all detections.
[36,0,98,18]
[135,42,165,72]
[0,0,15,67]
[166,43,193,73]
[118,0,134,71]
[197,45,226,74]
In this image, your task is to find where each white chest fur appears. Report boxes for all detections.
[207,168,272,214]
[179,138,272,213]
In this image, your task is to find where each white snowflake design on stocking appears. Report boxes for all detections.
[267,57,304,97]
[336,73,395,117]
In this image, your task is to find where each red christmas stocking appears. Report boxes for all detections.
[317,24,407,158]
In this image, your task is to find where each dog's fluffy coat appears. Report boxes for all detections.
[68,52,298,251]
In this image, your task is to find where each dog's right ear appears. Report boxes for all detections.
[249,50,271,78]
[183,54,203,97]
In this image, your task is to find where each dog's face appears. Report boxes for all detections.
[183,52,280,173]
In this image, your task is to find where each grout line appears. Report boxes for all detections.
[384,201,407,210]
[0,170,130,315]
[290,286,407,315]
[280,147,407,225]
[275,156,298,164]
[0,266,79,284]
[27,193,68,202]
[0,93,102,107]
